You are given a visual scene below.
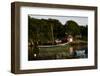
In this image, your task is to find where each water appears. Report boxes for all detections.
[28,44,88,61]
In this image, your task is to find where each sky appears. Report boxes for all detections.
[29,14,88,26]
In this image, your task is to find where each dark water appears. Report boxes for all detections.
[28,45,88,61]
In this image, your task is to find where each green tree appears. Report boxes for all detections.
[79,25,88,41]
[28,17,53,45]
[65,20,80,36]
[48,18,65,39]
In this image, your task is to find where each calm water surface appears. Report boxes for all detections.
[28,44,88,61]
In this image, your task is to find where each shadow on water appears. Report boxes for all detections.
[28,44,88,61]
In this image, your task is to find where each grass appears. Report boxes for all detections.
[39,45,70,52]
[28,42,88,60]
[37,44,73,59]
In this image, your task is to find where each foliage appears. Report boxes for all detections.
[64,20,80,36]
[79,25,88,41]
[28,16,88,45]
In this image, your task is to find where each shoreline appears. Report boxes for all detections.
[38,40,87,48]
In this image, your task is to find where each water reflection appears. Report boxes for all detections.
[28,45,88,61]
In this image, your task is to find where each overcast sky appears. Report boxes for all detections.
[29,15,88,26]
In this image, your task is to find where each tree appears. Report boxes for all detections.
[64,20,80,37]
[28,16,40,43]
[28,17,54,45]
[79,25,88,41]
[48,18,65,40]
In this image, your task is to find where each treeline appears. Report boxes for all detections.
[28,16,88,45]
